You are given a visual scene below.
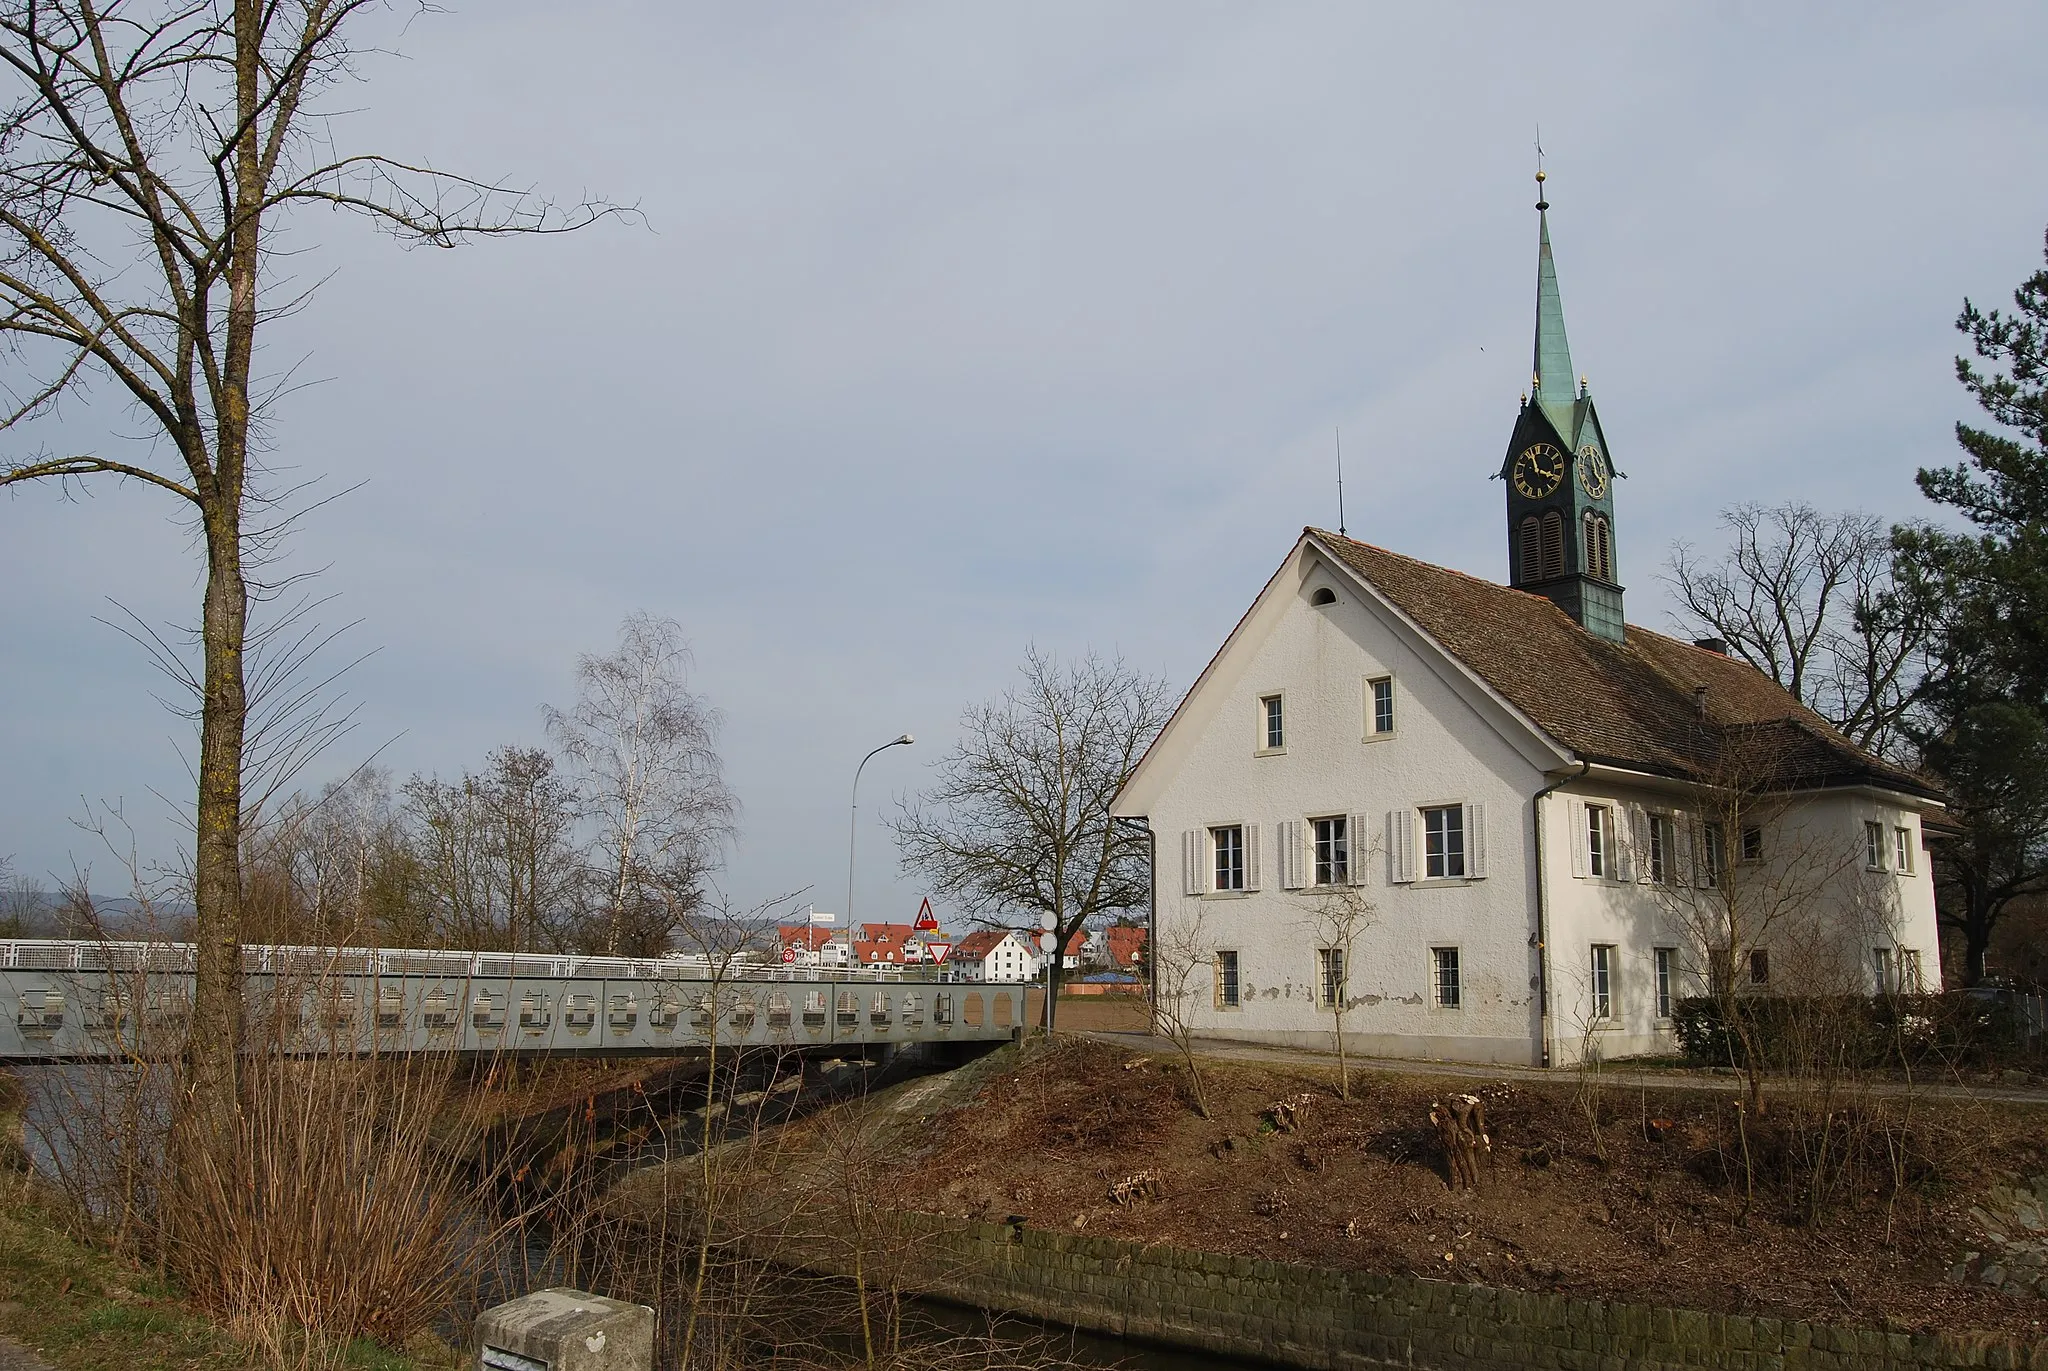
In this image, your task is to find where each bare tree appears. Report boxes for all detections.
[401,745,582,952]
[0,854,46,936]
[1301,885,1376,1100]
[547,612,737,957]
[892,646,1172,1029]
[0,4,615,1126]
[1647,728,1873,1117]
[1146,904,1214,1118]
[1666,504,1930,758]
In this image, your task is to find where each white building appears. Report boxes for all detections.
[1109,186,1944,1068]
[954,929,1043,984]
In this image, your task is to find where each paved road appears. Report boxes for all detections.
[1083,1030,2048,1107]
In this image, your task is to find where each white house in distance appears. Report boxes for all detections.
[953,929,1043,984]
[1110,180,1944,1068]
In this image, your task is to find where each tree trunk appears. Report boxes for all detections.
[187,506,249,1114]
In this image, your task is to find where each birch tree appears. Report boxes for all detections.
[547,612,737,957]
[0,3,613,1128]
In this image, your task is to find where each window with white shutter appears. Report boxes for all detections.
[1244,822,1262,891]
[1389,809,1415,883]
[1465,803,1488,879]
[1349,813,1373,885]
[1182,830,1207,896]
[1279,819,1306,890]
[1567,798,1589,878]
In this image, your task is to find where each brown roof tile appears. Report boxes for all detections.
[1312,530,1939,800]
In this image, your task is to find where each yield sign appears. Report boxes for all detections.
[914,896,939,932]
[924,941,952,964]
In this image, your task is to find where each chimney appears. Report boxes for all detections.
[1693,637,1729,655]
[1693,685,1709,720]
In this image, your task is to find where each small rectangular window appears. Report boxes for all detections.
[1872,946,1893,993]
[1311,815,1349,886]
[1654,947,1675,1020]
[1894,826,1914,874]
[1215,950,1240,1009]
[1587,804,1610,879]
[1649,814,1674,885]
[1259,694,1284,751]
[1740,825,1764,863]
[1749,948,1771,986]
[1701,822,1725,888]
[1317,947,1345,1009]
[1432,947,1461,1009]
[1422,805,1465,879]
[1212,826,1245,891]
[1590,944,1614,1021]
[1864,820,1886,871]
[1369,677,1395,735]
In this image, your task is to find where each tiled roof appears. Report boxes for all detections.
[1312,531,1940,801]
[954,930,1014,959]
[777,926,837,952]
[1105,926,1147,968]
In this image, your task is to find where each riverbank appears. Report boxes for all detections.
[694,1034,2048,1343]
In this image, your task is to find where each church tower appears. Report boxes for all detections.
[1499,172,1624,642]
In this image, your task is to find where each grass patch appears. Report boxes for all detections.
[0,1138,457,1371]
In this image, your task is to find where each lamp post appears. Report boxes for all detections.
[846,733,914,970]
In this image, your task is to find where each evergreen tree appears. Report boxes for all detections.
[1897,225,2048,983]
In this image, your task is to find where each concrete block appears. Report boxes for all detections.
[475,1288,654,1371]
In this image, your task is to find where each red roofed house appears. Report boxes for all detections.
[853,922,918,966]
[953,929,1042,984]
[776,925,847,968]
[1103,926,1147,973]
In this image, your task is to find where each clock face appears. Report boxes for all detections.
[1511,443,1567,499]
[1576,446,1609,499]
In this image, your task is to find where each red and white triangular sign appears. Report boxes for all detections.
[925,941,951,964]
[914,896,939,932]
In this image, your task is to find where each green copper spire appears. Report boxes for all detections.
[1532,171,1577,433]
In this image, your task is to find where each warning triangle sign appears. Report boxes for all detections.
[914,895,939,932]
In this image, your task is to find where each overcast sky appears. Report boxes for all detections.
[4,4,2045,930]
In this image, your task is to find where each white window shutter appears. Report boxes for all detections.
[1567,799,1588,878]
[1182,830,1207,896]
[1676,816,1696,887]
[1277,823,1310,889]
[1349,813,1373,886]
[1466,802,1488,879]
[1244,822,1262,891]
[1623,805,1647,883]
[1390,809,1415,884]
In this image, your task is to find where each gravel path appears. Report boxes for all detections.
[1083,1029,2048,1105]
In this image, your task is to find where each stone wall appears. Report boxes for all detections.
[831,1213,2048,1370]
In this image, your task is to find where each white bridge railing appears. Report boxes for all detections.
[0,940,963,983]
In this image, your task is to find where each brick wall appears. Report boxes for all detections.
[827,1214,2048,1371]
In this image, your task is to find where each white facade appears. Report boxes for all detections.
[966,931,1042,984]
[1112,537,1944,1067]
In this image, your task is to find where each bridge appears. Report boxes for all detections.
[0,940,1029,1062]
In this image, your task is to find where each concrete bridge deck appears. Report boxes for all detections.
[0,940,1028,1062]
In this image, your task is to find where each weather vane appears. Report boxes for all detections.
[1534,125,1549,210]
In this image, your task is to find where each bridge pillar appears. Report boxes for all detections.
[475,1287,653,1371]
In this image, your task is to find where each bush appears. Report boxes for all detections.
[1671,992,2034,1073]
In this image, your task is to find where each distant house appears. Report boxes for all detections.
[776,925,847,968]
[954,929,1042,983]
[1059,930,1085,972]
[854,922,917,966]
[1103,926,1147,974]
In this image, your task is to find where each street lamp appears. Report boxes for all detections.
[846,733,915,967]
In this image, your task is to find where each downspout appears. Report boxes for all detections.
[1533,759,1591,1069]
[1112,816,1157,1028]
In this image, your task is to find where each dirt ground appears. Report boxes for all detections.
[889,1036,2048,1341]
[1023,991,1148,1033]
